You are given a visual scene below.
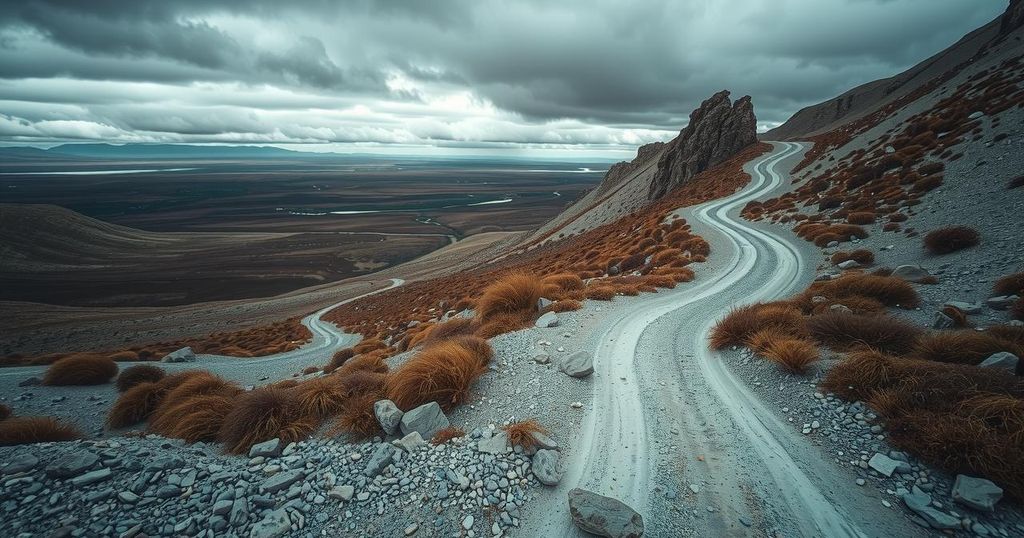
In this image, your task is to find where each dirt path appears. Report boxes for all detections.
[527,143,927,537]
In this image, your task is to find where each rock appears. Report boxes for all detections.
[836,260,860,269]
[396,431,427,452]
[535,312,560,328]
[46,451,99,478]
[161,346,197,363]
[944,301,982,315]
[537,297,553,310]
[374,399,404,435]
[868,453,910,477]
[249,508,291,538]
[404,522,419,536]
[892,265,933,283]
[212,499,233,515]
[903,486,960,529]
[568,488,644,538]
[810,295,828,304]
[558,351,594,378]
[532,449,561,486]
[462,515,474,530]
[363,443,395,477]
[533,353,551,364]
[979,352,1019,371]
[968,111,984,120]
[952,475,1003,511]
[829,304,852,314]
[70,468,112,486]
[478,431,511,455]
[261,469,304,493]
[155,485,181,498]
[933,312,955,330]
[648,90,756,200]
[2,453,39,474]
[248,438,282,458]
[399,402,450,440]
[986,295,1018,310]
[530,431,559,451]
[17,376,41,387]
[328,485,354,501]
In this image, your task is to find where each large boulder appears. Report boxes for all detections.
[161,347,197,363]
[647,90,757,200]
[558,351,594,378]
[568,488,644,538]
[374,399,404,436]
[952,474,1003,511]
[399,402,449,440]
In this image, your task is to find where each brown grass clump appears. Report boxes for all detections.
[911,330,1024,366]
[806,312,923,355]
[502,419,550,450]
[336,353,389,376]
[218,387,317,454]
[1008,176,1024,189]
[149,394,234,443]
[0,404,10,421]
[43,355,119,386]
[584,285,617,301]
[331,392,382,439]
[846,212,876,225]
[431,426,466,445]
[541,273,585,299]
[337,370,387,398]
[107,381,164,428]
[422,318,480,345]
[323,348,356,374]
[805,273,920,309]
[294,377,348,420]
[115,364,166,392]
[385,338,492,411]
[830,250,875,266]
[1014,296,1024,321]
[352,338,386,356]
[993,272,1024,297]
[941,305,971,328]
[549,299,583,313]
[745,328,791,356]
[761,338,820,374]
[475,272,542,322]
[0,416,84,446]
[709,303,807,349]
[923,226,980,255]
[108,350,139,362]
[477,313,532,339]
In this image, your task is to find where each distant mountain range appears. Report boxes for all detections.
[0,143,304,160]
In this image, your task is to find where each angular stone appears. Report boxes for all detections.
[836,260,860,270]
[558,351,594,378]
[18,377,41,387]
[248,438,282,459]
[328,485,354,501]
[212,499,233,516]
[477,431,510,455]
[261,469,303,494]
[363,443,395,477]
[868,453,910,477]
[532,449,561,486]
[46,451,99,479]
[533,353,550,364]
[892,265,933,283]
[986,295,1018,310]
[374,400,404,436]
[903,486,959,529]
[161,346,197,362]
[3,453,39,474]
[249,508,291,538]
[568,488,644,538]
[395,431,427,453]
[530,431,559,451]
[535,312,560,328]
[944,301,982,315]
[932,312,955,330]
[399,401,449,440]
[70,468,112,487]
[978,352,1019,372]
[952,475,1003,511]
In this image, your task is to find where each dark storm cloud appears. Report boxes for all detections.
[0,0,1010,149]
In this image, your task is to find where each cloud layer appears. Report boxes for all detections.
[0,0,1005,154]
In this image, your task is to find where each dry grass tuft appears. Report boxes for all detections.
[806,312,922,355]
[502,419,550,450]
[43,355,119,386]
[709,303,807,349]
[941,305,971,328]
[804,273,920,309]
[475,272,542,322]
[432,426,465,445]
[1014,296,1024,321]
[331,391,382,439]
[830,249,875,266]
[846,212,876,225]
[476,313,532,339]
[993,272,1024,297]
[385,338,492,411]
[0,416,84,446]
[294,377,348,420]
[911,330,1024,366]
[107,381,164,428]
[549,299,583,313]
[335,353,389,376]
[584,285,617,301]
[337,370,387,399]
[0,404,10,421]
[923,226,980,255]
[422,318,480,345]
[149,394,234,443]
[116,364,166,392]
[761,338,820,374]
[323,347,355,374]
[218,387,316,454]
[352,338,386,355]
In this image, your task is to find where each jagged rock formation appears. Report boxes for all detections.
[1002,0,1023,35]
[594,141,665,197]
[647,91,757,200]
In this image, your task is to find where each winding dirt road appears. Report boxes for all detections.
[528,143,924,537]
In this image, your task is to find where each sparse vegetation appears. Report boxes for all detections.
[923,226,980,255]
[805,312,922,355]
[475,272,543,330]
[801,273,919,309]
[846,212,876,225]
[385,337,492,411]
[0,416,84,446]
[218,387,317,455]
[43,354,119,386]
[503,419,550,450]
[115,364,166,392]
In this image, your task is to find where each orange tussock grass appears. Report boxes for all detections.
[808,296,887,316]
[432,426,466,445]
[352,338,386,355]
[709,303,807,349]
[335,352,389,376]
[1014,296,1024,321]
[116,364,166,392]
[761,338,820,374]
[941,305,971,328]
[541,273,585,296]
[323,347,356,374]
[993,272,1024,297]
[149,394,234,443]
[911,330,1024,366]
[803,273,920,309]
[476,313,532,339]
[294,377,348,420]
[385,338,492,411]
[43,355,119,386]
[150,372,240,424]
[502,419,550,450]
[107,381,164,428]
[846,212,876,225]
[830,249,875,266]
[337,370,387,398]
[423,318,480,345]
[331,391,382,439]
[745,327,792,356]
[302,366,319,375]
[989,324,1024,346]
[0,404,10,421]
[271,379,300,390]
[0,416,84,446]
[108,350,139,362]
[218,387,317,454]
[806,312,923,355]
[1010,176,1024,189]
[475,272,542,322]
[584,284,617,301]
[549,299,583,313]
[923,225,980,255]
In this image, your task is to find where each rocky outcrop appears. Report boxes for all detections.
[647,90,757,200]
[1001,0,1024,35]
[594,141,666,197]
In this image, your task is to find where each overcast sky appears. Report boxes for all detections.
[0,0,1006,156]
